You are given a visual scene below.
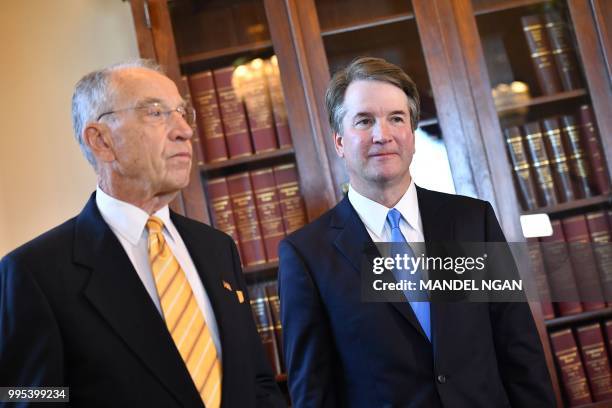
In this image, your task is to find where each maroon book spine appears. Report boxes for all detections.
[227,172,267,267]
[576,323,612,401]
[521,14,563,95]
[527,238,555,319]
[264,56,293,148]
[504,126,540,210]
[541,117,576,202]
[586,211,612,304]
[188,71,228,163]
[579,105,610,195]
[523,121,559,206]
[264,282,285,372]
[273,163,308,234]
[247,284,282,376]
[605,321,612,357]
[213,67,254,159]
[250,168,286,262]
[206,177,242,260]
[562,214,606,311]
[540,220,583,316]
[181,75,205,167]
[543,11,583,91]
[561,114,596,198]
[550,328,593,406]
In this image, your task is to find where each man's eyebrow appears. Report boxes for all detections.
[388,110,408,116]
[135,97,164,106]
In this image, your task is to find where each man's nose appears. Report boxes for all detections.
[170,112,194,140]
[372,121,391,143]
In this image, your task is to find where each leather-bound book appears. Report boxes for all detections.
[504,126,540,210]
[213,67,253,159]
[206,177,240,247]
[562,214,606,311]
[181,75,205,167]
[543,10,583,91]
[523,121,559,206]
[527,238,555,319]
[233,60,278,153]
[247,284,282,376]
[605,321,612,356]
[227,172,267,266]
[540,220,583,316]
[550,328,593,406]
[576,323,612,401]
[561,114,595,198]
[273,163,308,234]
[264,282,285,372]
[188,71,229,163]
[264,56,293,148]
[541,117,575,202]
[586,211,612,304]
[521,14,563,95]
[579,105,610,194]
[250,168,286,262]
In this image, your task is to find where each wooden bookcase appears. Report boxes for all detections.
[128,0,611,405]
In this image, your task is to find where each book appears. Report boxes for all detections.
[521,14,563,95]
[541,117,575,202]
[586,211,612,304]
[540,220,583,316]
[561,114,595,198]
[273,163,308,234]
[504,126,539,210]
[264,56,293,148]
[576,323,612,401]
[561,214,606,311]
[227,172,267,266]
[251,168,286,262]
[247,284,282,376]
[605,321,612,357]
[527,238,555,319]
[543,11,583,92]
[550,328,593,406]
[206,177,240,248]
[264,282,285,372]
[232,60,279,154]
[181,75,205,167]
[213,66,254,159]
[579,105,610,195]
[523,121,559,206]
[188,71,229,163]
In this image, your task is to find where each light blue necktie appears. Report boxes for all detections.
[386,208,431,341]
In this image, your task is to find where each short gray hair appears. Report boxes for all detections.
[71,59,162,166]
[325,57,420,135]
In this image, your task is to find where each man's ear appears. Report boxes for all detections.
[334,132,344,158]
[83,123,116,163]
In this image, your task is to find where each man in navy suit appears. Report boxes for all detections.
[279,57,555,407]
[0,60,285,407]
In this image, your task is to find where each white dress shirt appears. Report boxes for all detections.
[95,187,222,360]
[347,181,424,244]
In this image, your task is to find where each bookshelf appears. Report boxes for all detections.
[129,0,611,405]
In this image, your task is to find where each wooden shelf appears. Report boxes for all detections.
[320,12,414,37]
[545,307,612,330]
[243,261,278,283]
[496,89,588,114]
[576,399,612,408]
[473,0,548,16]
[178,40,273,66]
[521,194,612,216]
[200,147,295,174]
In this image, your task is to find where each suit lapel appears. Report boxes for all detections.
[74,195,203,407]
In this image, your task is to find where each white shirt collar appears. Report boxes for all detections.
[347,181,422,237]
[95,186,174,245]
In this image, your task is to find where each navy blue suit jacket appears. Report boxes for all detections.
[279,186,555,407]
[0,194,285,407]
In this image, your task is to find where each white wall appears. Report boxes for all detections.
[0,0,139,255]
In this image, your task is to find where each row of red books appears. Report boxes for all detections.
[248,282,285,376]
[551,322,612,406]
[206,163,307,267]
[186,56,292,165]
[530,210,612,319]
[505,104,609,211]
[521,10,583,96]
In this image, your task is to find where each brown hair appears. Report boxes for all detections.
[325,57,420,134]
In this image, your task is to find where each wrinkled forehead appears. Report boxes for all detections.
[109,68,183,107]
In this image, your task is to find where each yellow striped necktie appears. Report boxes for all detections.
[147,216,222,407]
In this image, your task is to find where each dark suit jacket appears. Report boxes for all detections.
[279,186,555,408]
[0,194,285,408]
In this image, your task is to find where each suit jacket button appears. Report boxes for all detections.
[437,374,447,384]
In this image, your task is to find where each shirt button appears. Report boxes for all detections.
[437,374,447,384]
